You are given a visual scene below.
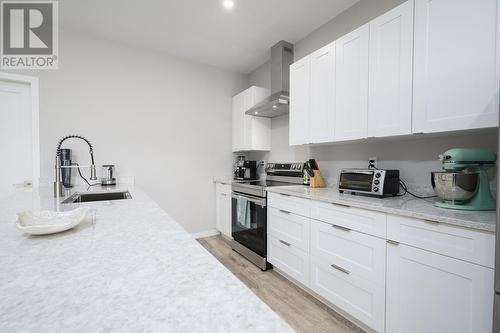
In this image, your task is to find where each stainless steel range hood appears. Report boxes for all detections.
[246,41,294,118]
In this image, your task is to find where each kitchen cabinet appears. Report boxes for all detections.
[310,219,386,332]
[289,43,336,145]
[268,236,310,286]
[368,1,413,137]
[386,242,494,333]
[269,191,495,333]
[412,0,499,133]
[386,214,495,268]
[309,42,336,143]
[232,86,271,152]
[289,56,311,146]
[215,183,232,238]
[334,24,369,142]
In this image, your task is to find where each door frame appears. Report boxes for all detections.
[0,72,40,188]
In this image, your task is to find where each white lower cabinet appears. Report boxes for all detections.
[268,194,495,333]
[215,183,231,238]
[310,219,386,332]
[386,243,494,333]
[268,207,310,252]
[268,236,309,286]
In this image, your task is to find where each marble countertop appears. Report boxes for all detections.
[266,186,497,233]
[0,185,292,332]
[214,178,244,185]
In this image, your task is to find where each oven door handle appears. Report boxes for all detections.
[231,193,267,206]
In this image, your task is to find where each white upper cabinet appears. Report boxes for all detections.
[368,1,414,137]
[412,0,499,133]
[309,42,336,143]
[289,56,311,146]
[232,86,271,152]
[335,24,369,141]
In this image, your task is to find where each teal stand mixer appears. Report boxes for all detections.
[431,148,497,211]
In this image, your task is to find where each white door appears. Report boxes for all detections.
[309,42,335,143]
[412,0,499,133]
[232,92,244,152]
[215,191,231,238]
[386,243,494,333]
[0,79,37,196]
[289,56,311,146]
[335,24,369,141]
[368,1,413,137]
[309,219,386,332]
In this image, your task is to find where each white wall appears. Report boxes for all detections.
[11,29,247,234]
[246,0,499,193]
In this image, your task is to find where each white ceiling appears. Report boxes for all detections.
[60,0,359,74]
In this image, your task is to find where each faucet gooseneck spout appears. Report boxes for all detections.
[54,135,97,197]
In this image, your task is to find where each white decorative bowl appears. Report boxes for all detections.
[16,207,91,235]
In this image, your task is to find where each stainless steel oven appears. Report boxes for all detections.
[230,162,304,271]
[231,192,267,269]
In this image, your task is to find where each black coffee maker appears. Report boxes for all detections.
[234,158,258,180]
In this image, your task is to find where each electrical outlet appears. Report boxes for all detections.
[368,157,377,169]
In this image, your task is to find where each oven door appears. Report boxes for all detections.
[339,170,375,193]
[231,192,267,257]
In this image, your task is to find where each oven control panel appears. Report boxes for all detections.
[265,162,303,176]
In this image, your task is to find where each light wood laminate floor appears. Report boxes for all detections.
[198,235,364,333]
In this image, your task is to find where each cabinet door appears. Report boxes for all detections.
[268,207,310,252]
[289,56,311,145]
[368,1,413,137]
[310,42,335,143]
[335,24,369,141]
[386,243,494,333]
[242,89,254,150]
[413,0,499,133]
[232,93,244,152]
[268,236,310,286]
[215,191,231,238]
[310,220,386,332]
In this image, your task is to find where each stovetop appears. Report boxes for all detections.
[240,180,298,187]
[232,179,301,198]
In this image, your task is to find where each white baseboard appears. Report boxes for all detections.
[191,229,220,239]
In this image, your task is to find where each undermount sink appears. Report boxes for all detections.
[62,191,132,204]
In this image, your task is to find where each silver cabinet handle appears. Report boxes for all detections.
[387,240,400,246]
[220,193,227,197]
[280,193,291,197]
[424,219,440,225]
[330,263,350,274]
[332,202,350,208]
[279,209,291,215]
[279,240,291,246]
[332,224,351,232]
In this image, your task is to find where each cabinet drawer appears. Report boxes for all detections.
[387,214,495,268]
[216,183,231,195]
[268,192,310,217]
[310,219,386,285]
[268,207,310,252]
[310,200,386,238]
[310,257,385,332]
[268,236,309,286]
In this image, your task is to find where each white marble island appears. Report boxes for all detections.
[0,186,292,333]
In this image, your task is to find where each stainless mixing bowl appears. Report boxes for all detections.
[431,171,479,201]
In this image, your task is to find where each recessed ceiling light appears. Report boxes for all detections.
[255,111,259,115]
[272,105,278,109]
[222,0,234,9]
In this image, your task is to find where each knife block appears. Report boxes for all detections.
[310,170,325,188]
